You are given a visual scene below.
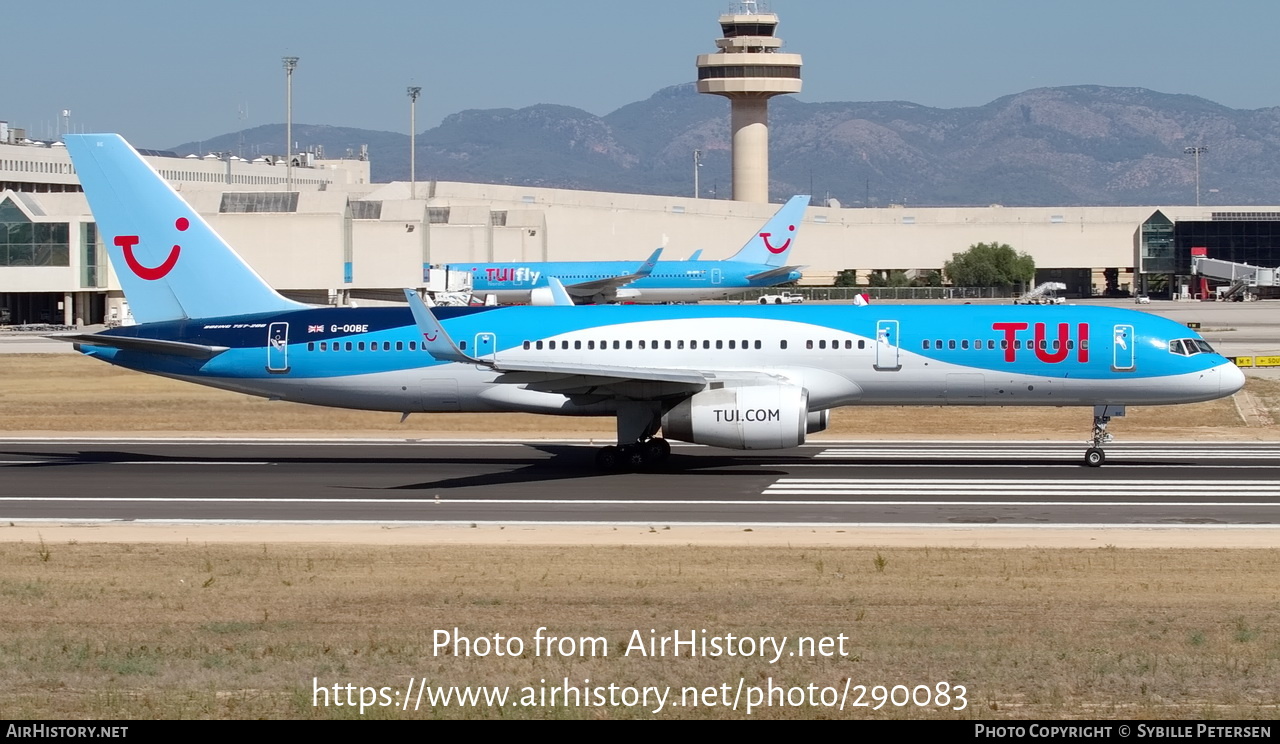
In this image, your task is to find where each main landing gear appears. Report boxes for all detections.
[595,437,671,471]
[1084,405,1125,467]
[595,401,670,471]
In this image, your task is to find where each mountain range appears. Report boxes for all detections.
[171,84,1280,207]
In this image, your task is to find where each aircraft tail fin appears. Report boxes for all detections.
[726,195,810,267]
[64,134,309,323]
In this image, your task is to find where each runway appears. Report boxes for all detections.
[3,438,1280,527]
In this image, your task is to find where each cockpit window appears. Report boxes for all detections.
[1170,338,1216,356]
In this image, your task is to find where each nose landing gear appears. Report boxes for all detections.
[1084,405,1125,467]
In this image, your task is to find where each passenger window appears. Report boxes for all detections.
[703,340,711,350]
[523,341,531,350]
[396,342,404,351]
[948,340,956,350]
[1000,340,1008,349]
[754,340,761,349]
[575,341,582,350]
[345,342,353,351]
[729,340,736,349]
[410,342,417,351]
[460,341,467,350]
[320,342,327,351]
[536,341,544,350]
[626,340,633,350]
[665,341,672,350]
[358,342,365,351]
[987,340,995,350]
[307,342,315,351]
[923,340,931,349]
[588,341,595,350]
[639,340,646,349]
[845,340,852,349]
[818,340,826,350]
[384,342,391,351]
[677,340,684,350]
[857,340,865,350]
[780,340,788,350]
[807,340,814,349]
[961,340,969,350]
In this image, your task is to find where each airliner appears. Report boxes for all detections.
[59,134,1245,469]
[450,195,809,305]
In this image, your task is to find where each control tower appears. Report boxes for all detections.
[695,2,802,203]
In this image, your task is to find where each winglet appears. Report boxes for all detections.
[637,247,663,277]
[546,277,575,306]
[403,289,483,364]
[686,249,703,261]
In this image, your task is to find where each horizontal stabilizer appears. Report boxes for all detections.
[746,265,806,282]
[49,333,228,359]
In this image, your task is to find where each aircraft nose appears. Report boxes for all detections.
[1221,361,1246,396]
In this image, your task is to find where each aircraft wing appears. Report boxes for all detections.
[745,265,806,282]
[402,289,773,392]
[48,333,229,359]
[560,247,663,301]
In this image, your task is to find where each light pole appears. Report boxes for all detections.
[693,149,702,198]
[407,86,422,200]
[283,56,299,191]
[1184,145,1207,206]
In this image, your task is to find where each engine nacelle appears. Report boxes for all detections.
[662,385,809,450]
[528,286,559,306]
[806,408,830,434]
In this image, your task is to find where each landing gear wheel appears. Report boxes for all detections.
[644,437,671,463]
[622,445,646,470]
[595,446,621,470]
[1084,447,1105,467]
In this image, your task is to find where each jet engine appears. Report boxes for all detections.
[661,385,810,450]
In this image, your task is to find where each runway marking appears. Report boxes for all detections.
[816,446,1280,460]
[763,478,1280,500]
[6,518,1280,529]
[3,496,1279,508]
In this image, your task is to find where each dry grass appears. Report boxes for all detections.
[0,541,1277,720]
[0,354,1268,440]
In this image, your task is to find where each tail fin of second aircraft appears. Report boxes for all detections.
[726,194,810,267]
[64,134,309,324]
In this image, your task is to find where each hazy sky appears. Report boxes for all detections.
[6,0,1278,149]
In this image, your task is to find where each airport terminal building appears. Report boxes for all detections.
[3,132,1278,326]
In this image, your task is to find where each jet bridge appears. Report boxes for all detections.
[1191,257,1279,301]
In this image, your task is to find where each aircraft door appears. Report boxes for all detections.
[1112,324,1135,371]
[711,268,723,285]
[474,332,497,367]
[266,322,290,374]
[874,320,902,371]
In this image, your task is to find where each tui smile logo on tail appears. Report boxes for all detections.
[759,224,796,254]
[116,217,188,280]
